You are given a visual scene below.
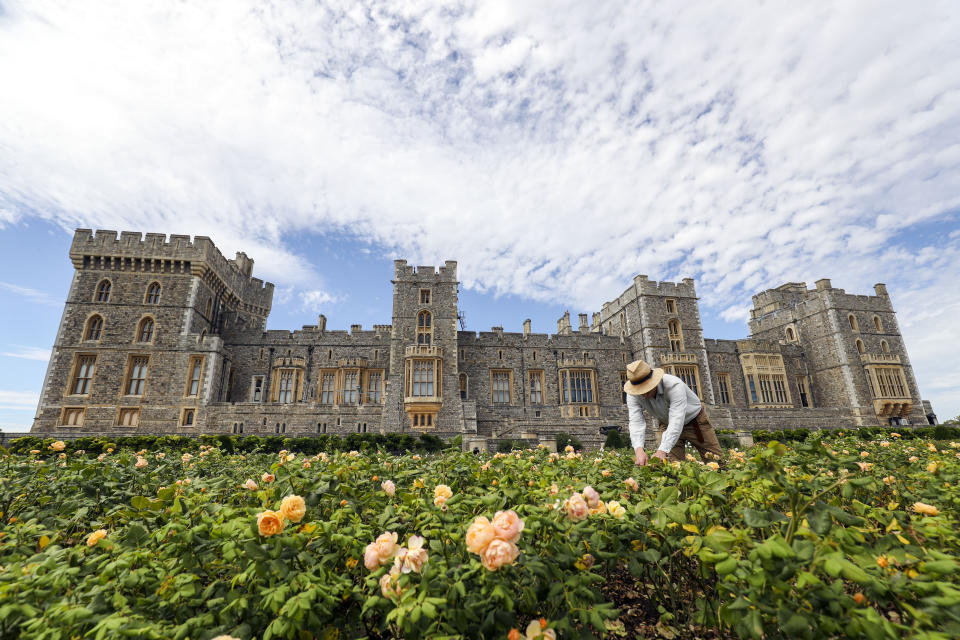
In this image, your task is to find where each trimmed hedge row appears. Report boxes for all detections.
[751,425,960,443]
[2,432,451,456]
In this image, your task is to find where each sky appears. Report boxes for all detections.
[0,0,958,430]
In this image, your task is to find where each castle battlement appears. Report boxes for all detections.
[393,259,458,281]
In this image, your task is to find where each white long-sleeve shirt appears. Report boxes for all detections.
[627,373,702,453]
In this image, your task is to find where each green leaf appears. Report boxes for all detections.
[743,507,787,528]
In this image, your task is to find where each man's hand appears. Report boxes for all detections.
[652,450,668,463]
[634,447,648,467]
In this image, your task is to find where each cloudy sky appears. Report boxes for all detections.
[1,0,958,429]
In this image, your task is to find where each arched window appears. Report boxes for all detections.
[85,315,103,341]
[785,327,795,342]
[668,319,683,352]
[145,282,161,304]
[417,310,432,346]
[873,316,882,332]
[881,340,890,353]
[95,280,111,302]
[137,317,155,343]
[856,339,864,354]
[848,314,859,331]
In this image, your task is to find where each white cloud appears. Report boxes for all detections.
[0,1,958,416]
[1,346,52,361]
[0,390,39,410]
[300,289,340,313]
[0,281,59,306]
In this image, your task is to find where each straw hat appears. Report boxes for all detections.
[623,359,663,396]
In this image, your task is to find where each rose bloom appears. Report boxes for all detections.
[608,501,627,518]
[87,529,107,547]
[399,535,429,574]
[705,461,720,470]
[549,483,559,496]
[860,451,870,458]
[50,441,66,451]
[257,510,286,537]
[891,432,901,438]
[908,456,919,463]
[135,457,148,468]
[29,449,40,454]
[381,480,396,497]
[564,493,589,521]
[624,477,639,492]
[564,445,574,453]
[927,461,940,473]
[181,453,193,463]
[912,502,939,516]
[434,484,453,501]
[155,452,165,459]
[466,516,497,554]
[370,531,399,565]
[582,486,600,509]
[492,510,525,543]
[525,619,556,640]
[379,566,404,600]
[241,478,258,491]
[481,538,520,571]
[280,495,306,523]
[882,476,895,485]
[262,473,275,483]
[601,469,611,477]
[880,441,891,447]
[433,495,449,510]
[856,462,874,471]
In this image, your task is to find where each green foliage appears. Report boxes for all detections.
[603,428,629,449]
[751,425,960,444]
[0,431,958,638]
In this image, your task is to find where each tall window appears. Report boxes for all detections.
[747,375,758,404]
[668,319,683,352]
[251,376,264,401]
[560,370,593,404]
[873,316,882,332]
[740,354,791,407]
[145,282,161,304]
[529,371,543,404]
[367,372,383,404]
[420,289,431,304]
[117,408,140,427]
[459,373,468,400]
[417,311,432,346]
[181,409,195,426]
[620,371,628,404]
[412,360,435,396]
[871,367,908,398]
[491,370,512,404]
[342,370,359,404]
[785,327,796,342]
[665,299,677,314]
[185,356,203,396]
[205,298,213,318]
[95,280,111,302]
[673,364,699,398]
[319,372,335,404]
[881,340,890,353]
[277,370,294,403]
[70,355,96,395]
[125,356,149,395]
[848,314,859,331]
[85,315,103,341]
[137,317,155,343]
[856,339,864,354]
[717,373,730,404]
[796,376,810,407]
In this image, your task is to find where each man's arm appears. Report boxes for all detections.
[656,379,688,456]
[627,394,649,466]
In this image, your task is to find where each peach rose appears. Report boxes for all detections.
[50,441,66,452]
[564,445,574,453]
[480,538,520,571]
[302,461,311,469]
[492,510,525,543]
[582,486,600,509]
[912,502,939,516]
[434,495,449,510]
[705,461,720,470]
[262,473,275,483]
[257,510,285,537]
[242,478,258,491]
[135,456,148,468]
[87,529,107,547]
[280,495,306,523]
[30,449,40,454]
[181,453,192,462]
[364,542,382,570]
[379,566,404,600]
[601,469,611,477]
[371,531,399,565]
[908,456,919,462]
[381,480,396,497]
[549,483,559,496]
[398,535,429,574]
[564,493,589,521]
[465,516,497,554]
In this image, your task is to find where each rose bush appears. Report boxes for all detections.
[0,432,957,638]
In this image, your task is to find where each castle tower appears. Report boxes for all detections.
[598,275,715,405]
[749,280,924,425]
[381,260,463,433]
[32,230,273,433]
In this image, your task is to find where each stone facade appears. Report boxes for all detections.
[31,229,934,445]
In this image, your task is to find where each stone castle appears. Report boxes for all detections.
[30,229,935,448]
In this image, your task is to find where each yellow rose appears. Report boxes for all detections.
[608,501,627,518]
[434,484,453,501]
[705,461,720,470]
[280,495,306,523]
[87,529,107,547]
[50,441,66,452]
[927,461,939,473]
[912,502,939,516]
[257,510,286,536]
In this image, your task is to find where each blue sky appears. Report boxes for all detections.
[1,1,959,429]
